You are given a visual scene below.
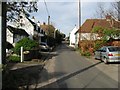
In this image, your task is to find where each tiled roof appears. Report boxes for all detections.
[40,24,55,32]
[79,19,120,33]
[7,25,29,36]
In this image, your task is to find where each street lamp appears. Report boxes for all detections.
[54,28,57,39]
[54,28,57,46]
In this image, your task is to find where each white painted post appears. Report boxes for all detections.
[21,46,24,62]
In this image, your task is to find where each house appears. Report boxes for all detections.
[69,25,78,48]
[40,22,56,46]
[6,25,29,46]
[78,15,120,41]
[75,29,79,48]
[17,12,46,44]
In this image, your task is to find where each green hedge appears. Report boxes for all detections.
[12,37,39,54]
[81,51,91,56]
[8,55,20,62]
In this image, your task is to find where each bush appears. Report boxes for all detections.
[75,48,81,52]
[94,40,107,50]
[80,40,94,52]
[8,55,20,62]
[12,37,39,54]
[81,51,91,56]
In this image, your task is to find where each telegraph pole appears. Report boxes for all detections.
[48,15,50,25]
[78,0,81,28]
[78,0,81,47]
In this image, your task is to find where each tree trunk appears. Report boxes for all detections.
[0,2,6,65]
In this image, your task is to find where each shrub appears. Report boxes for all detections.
[8,55,20,62]
[80,40,94,52]
[94,40,107,50]
[13,37,39,54]
[81,51,91,56]
[75,47,80,51]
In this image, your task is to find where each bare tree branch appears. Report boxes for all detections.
[7,2,38,22]
[95,2,120,20]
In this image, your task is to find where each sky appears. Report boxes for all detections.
[30,0,113,36]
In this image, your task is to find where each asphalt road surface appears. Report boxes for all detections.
[38,43,119,89]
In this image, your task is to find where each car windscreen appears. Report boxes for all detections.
[40,43,46,45]
[108,47,120,52]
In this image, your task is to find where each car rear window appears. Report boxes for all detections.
[40,43,45,45]
[108,47,120,52]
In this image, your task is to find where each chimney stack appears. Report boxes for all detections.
[43,22,46,25]
[37,21,40,26]
[31,16,35,22]
[106,14,112,21]
[48,16,50,25]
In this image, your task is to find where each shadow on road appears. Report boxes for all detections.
[55,61,102,84]
[36,61,103,89]
[108,62,120,64]
[2,65,43,89]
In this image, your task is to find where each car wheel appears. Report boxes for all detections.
[103,58,108,64]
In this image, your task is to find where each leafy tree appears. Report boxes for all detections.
[7,1,38,22]
[92,26,120,41]
[92,26,120,50]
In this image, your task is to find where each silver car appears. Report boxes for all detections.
[94,46,120,64]
[39,42,50,51]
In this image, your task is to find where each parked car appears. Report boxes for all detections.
[6,49,13,57]
[39,42,50,51]
[94,46,120,64]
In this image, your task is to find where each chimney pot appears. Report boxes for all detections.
[106,14,112,21]
[43,22,46,25]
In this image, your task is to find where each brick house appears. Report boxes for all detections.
[78,15,120,46]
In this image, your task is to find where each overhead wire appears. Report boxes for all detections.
[43,0,50,17]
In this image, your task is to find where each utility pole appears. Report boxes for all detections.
[48,15,50,25]
[78,0,81,28]
[78,0,81,47]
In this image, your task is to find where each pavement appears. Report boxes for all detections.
[2,50,51,89]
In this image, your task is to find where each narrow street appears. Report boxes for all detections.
[37,42,119,89]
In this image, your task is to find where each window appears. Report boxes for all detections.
[108,47,120,52]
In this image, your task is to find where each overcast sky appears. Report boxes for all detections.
[30,1,112,36]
